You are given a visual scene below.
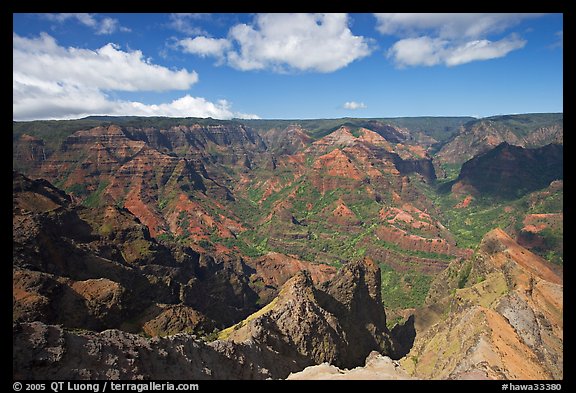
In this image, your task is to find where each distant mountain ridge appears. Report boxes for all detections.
[452,142,563,199]
[436,113,563,165]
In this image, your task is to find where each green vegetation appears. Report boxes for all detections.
[198,239,215,252]
[545,250,563,266]
[436,162,462,183]
[66,183,89,197]
[83,180,110,208]
[157,199,169,210]
[212,231,268,258]
[13,118,111,152]
[218,296,279,340]
[247,186,265,204]
[156,232,175,243]
[373,237,455,262]
[174,211,192,241]
[457,260,473,289]
[529,189,563,214]
[201,328,221,342]
[99,223,113,237]
[444,201,516,249]
[412,169,563,266]
[348,127,362,138]
[380,263,433,310]
[414,179,516,249]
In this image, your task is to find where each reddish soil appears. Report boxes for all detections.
[250,252,336,290]
[312,127,356,148]
[521,213,562,233]
[313,149,363,180]
[375,225,457,256]
[487,229,562,285]
[124,181,165,237]
[455,195,474,209]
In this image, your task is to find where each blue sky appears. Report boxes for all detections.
[13,13,563,121]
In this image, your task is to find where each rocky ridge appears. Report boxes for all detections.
[219,257,396,370]
[14,258,396,380]
[401,228,563,379]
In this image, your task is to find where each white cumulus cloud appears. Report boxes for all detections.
[177,36,232,59]
[42,13,130,35]
[343,101,367,110]
[116,95,260,120]
[388,34,526,67]
[176,13,374,73]
[13,33,259,120]
[375,13,540,67]
[13,33,198,91]
[444,35,526,66]
[387,36,447,67]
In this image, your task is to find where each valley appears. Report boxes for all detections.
[12,113,563,380]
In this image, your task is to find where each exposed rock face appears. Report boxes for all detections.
[402,229,563,380]
[309,126,436,182]
[438,120,522,165]
[30,124,242,241]
[220,258,396,370]
[318,258,395,367]
[394,156,436,182]
[13,171,71,212]
[375,226,456,256]
[13,119,452,284]
[14,258,396,380]
[287,351,414,380]
[139,304,215,337]
[13,134,49,173]
[13,170,343,334]
[363,121,411,144]
[452,143,563,199]
[123,123,267,170]
[261,124,313,155]
[13,321,282,380]
[12,171,261,333]
[524,124,563,147]
[247,252,336,304]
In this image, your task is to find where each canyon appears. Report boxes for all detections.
[13,113,563,380]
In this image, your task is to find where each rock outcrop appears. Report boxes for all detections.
[261,124,313,155]
[287,351,414,380]
[13,133,49,173]
[247,252,336,304]
[219,257,396,370]
[13,321,279,380]
[14,258,396,380]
